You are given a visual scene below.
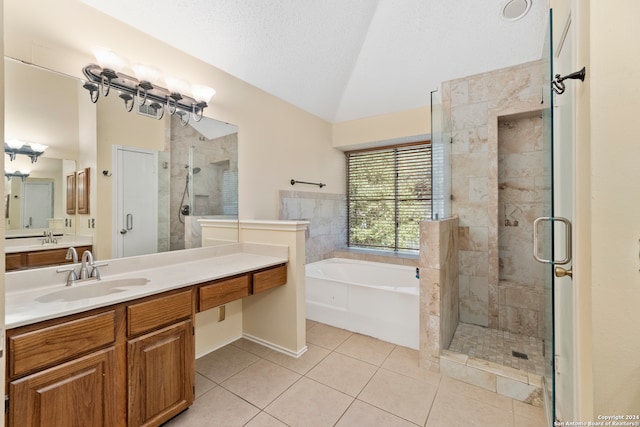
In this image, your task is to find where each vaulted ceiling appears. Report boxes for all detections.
[81,0,547,123]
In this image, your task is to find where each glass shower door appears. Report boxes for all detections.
[538,8,556,423]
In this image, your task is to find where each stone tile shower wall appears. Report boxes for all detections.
[442,60,546,334]
[419,217,459,370]
[279,190,347,263]
[168,116,238,250]
[498,115,545,338]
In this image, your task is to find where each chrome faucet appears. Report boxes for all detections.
[65,246,78,263]
[41,230,58,245]
[79,250,94,279]
[57,248,107,286]
[57,246,79,286]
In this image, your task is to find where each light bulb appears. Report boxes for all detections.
[6,139,24,149]
[93,48,126,72]
[132,64,161,85]
[165,77,190,96]
[29,143,48,153]
[191,84,216,103]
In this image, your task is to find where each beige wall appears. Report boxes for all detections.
[332,106,431,150]
[588,0,640,415]
[4,0,343,222]
[240,222,307,356]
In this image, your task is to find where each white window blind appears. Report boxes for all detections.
[347,142,432,252]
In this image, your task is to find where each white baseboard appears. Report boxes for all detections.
[242,333,308,358]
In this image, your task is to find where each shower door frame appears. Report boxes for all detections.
[551,5,579,422]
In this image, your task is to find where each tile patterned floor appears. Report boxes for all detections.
[448,323,547,376]
[163,321,546,427]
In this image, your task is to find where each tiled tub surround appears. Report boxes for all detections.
[418,217,459,371]
[279,190,346,263]
[330,248,418,267]
[442,59,547,332]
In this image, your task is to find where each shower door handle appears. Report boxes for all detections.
[533,216,572,265]
[126,214,133,231]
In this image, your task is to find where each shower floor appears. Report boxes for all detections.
[448,323,546,376]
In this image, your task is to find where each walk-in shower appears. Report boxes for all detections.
[431,29,555,411]
[169,115,239,250]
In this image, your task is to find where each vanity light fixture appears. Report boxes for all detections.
[5,170,30,181]
[82,49,216,126]
[4,140,48,163]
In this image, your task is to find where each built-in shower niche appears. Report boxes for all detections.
[497,112,546,339]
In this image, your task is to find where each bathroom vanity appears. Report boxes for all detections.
[4,243,290,427]
[5,245,93,271]
[4,234,94,272]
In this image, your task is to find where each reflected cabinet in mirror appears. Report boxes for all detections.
[4,57,239,262]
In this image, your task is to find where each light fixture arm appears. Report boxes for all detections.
[4,143,46,163]
[5,171,30,181]
[82,64,210,118]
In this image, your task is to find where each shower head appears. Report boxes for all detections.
[184,165,202,176]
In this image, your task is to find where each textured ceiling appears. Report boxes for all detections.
[80,0,547,123]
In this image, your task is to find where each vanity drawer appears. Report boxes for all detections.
[198,275,250,312]
[127,290,193,337]
[5,253,27,271]
[253,264,287,294]
[26,248,70,267]
[8,310,116,378]
[14,245,93,269]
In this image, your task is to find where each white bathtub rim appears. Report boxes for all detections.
[305,258,419,296]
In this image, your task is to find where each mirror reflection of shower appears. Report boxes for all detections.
[178,165,201,223]
[169,116,239,251]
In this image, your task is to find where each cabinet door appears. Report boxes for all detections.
[9,347,116,427]
[77,167,90,215]
[128,320,194,427]
[66,172,76,214]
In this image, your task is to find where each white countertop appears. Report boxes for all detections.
[5,243,288,329]
[5,235,94,253]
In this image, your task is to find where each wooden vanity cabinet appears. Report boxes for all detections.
[5,245,93,271]
[126,290,195,427]
[5,263,287,427]
[6,310,119,427]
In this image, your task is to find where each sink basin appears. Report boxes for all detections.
[36,277,150,303]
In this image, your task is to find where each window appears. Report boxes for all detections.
[347,142,432,252]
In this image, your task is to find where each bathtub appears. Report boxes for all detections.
[305,258,419,349]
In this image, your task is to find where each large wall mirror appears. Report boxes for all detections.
[4,57,239,261]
